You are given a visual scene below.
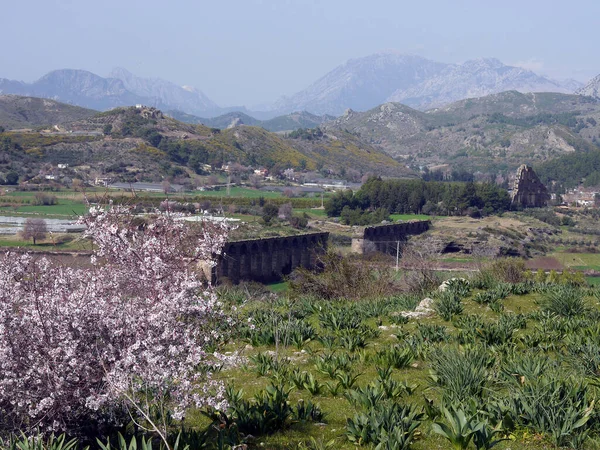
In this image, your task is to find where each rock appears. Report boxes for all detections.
[438,278,468,292]
[401,297,435,319]
[415,297,434,312]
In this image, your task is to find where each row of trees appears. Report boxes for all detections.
[326,177,511,218]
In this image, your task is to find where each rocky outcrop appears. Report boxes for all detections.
[577,74,600,99]
[511,164,549,208]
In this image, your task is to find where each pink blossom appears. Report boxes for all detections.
[0,206,230,434]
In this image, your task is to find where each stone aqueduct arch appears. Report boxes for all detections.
[214,232,329,284]
[353,221,431,254]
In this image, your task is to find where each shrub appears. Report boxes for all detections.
[346,403,423,448]
[428,346,492,402]
[0,206,230,437]
[33,192,57,206]
[540,286,586,317]
[434,292,463,321]
[289,251,400,300]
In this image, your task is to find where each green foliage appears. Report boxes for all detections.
[433,292,463,321]
[97,433,190,450]
[537,148,600,191]
[376,344,415,369]
[1,434,81,450]
[540,285,587,317]
[325,177,511,217]
[431,407,479,450]
[224,384,294,435]
[346,403,423,448]
[340,206,390,226]
[500,374,595,447]
[428,346,492,403]
[261,203,279,224]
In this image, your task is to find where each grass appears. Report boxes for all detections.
[199,276,595,450]
[265,281,289,293]
[295,208,327,217]
[390,214,431,221]
[586,276,600,286]
[189,186,282,199]
[551,252,600,271]
[0,234,83,250]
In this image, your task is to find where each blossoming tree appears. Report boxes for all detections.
[0,205,230,440]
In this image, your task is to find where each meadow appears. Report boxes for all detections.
[182,265,600,450]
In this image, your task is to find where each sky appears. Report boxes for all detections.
[1,0,598,107]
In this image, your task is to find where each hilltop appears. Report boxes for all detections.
[168,110,334,132]
[0,95,97,129]
[324,91,600,173]
[0,102,413,185]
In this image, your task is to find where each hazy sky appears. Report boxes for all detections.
[1,0,598,107]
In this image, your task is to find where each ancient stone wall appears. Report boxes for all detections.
[214,232,328,284]
[353,220,431,254]
[511,164,550,208]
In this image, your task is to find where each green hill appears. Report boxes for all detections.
[325,91,600,174]
[168,109,334,132]
[0,103,414,184]
[0,95,97,129]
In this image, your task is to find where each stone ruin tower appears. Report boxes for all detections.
[511,164,550,208]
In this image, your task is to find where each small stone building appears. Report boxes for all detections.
[511,164,550,208]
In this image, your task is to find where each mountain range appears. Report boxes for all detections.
[324,91,600,173]
[166,110,335,132]
[0,52,594,118]
[272,53,584,115]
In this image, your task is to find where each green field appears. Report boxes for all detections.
[189,186,282,199]
[551,252,600,271]
[195,276,597,449]
[390,213,431,221]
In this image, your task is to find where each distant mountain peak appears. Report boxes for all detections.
[270,52,578,115]
[577,74,600,99]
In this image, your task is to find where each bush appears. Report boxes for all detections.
[33,192,57,206]
[477,258,526,285]
[428,346,492,402]
[0,207,230,437]
[289,251,400,300]
[434,292,463,321]
[540,286,586,317]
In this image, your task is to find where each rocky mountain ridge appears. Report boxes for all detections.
[577,74,600,99]
[324,91,600,173]
[0,69,226,117]
[273,53,583,115]
[0,101,413,185]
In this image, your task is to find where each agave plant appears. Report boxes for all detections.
[434,292,463,321]
[346,403,423,448]
[2,434,81,450]
[376,344,415,369]
[428,346,492,403]
[336,370,362,389]
[432,407,479,450]
[540,285,587,318]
